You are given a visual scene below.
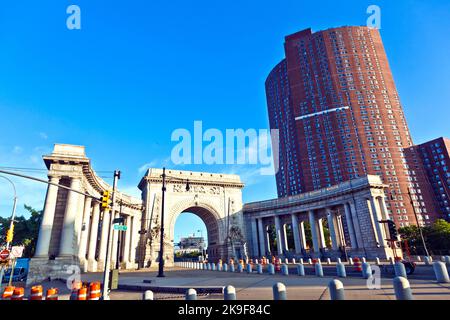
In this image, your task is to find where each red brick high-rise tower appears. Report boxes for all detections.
[266,26,438,227]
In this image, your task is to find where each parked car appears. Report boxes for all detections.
[1,258,30,283]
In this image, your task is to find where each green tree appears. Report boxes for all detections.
[0,205,42,257]
[399,219,450,255]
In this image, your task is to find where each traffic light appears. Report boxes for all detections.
[387,220,398,241]
[101,190,111,209]
[6,226,14,243]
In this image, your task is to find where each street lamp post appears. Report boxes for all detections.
[407,188,430,257]
[0,175,17,291]
[157,167,190,278]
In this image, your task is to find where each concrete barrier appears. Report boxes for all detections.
[237,264,243,273]
[393,277,413,300]
[336,263,346,278]
[337,258,341,264]
[361,257,367,263]
[348,257,353,265]
[273,282,287,300]
[185,288,197,300]
[424,256,432,266]
[315,262,324,277]
[308,258,312,265]
[257,264,263,274]
[143,290,154,300]
[299,258,304,265]
[224,285,236,300]
[326,258,331,265]
[284,258,289,264]
[268,263,275,275]
[376,257,381,265]
[212,263,216,271]
[389,257,395,265]
[297,264,305,276]
[223,263,228,272]
[444,256,450,265]
[329,280,345,300]
[362,262,372,279]
[433,262,450,283]
[394,262,407,278]
[246,263,252,273]
[292,258,296,264]
[229,264,235,273]
[281,264,289,276]
[416,256,422,262]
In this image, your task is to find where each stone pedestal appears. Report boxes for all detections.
[26,256,80,287]
[87,259,98,272]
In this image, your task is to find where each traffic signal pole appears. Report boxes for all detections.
[101,170,120,300]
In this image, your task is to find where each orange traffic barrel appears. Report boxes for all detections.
[46,288,58,300]
[70,280,83,300]
[275,259,281,272]
[2,286,15,300]
[88,282,101,300]
[77,287,88,300]
[30,285,43,300]
[11,287,24,300]
[353,257,362,272]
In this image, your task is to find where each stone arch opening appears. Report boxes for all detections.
[169,204,223,263]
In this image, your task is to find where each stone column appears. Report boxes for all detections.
[349,202,364,248]
[326,208,339,250]
[251,218,259,257]
[98,209,111,269]
[291,214,302,254]
[122,215,132,267]
[265,225,272,254]
[274,216,283,255]
[317,218,326,248]
[344,203,358,248]
[59,177,82,257]
[129,215,139,267]
[282,223,289,252]
[87,202,100,272]
[257,218,266,256]
[35,175,60,258]
[75,194,86,246]
[308,210,320,253]
[78,196,92,263]
[370,197,386,247]
[299,221,307,250]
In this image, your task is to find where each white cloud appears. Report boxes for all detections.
[138,157,172,174]
[39,132,48,140]
[12,146,23,154]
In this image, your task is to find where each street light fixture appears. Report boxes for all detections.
[157,167,190,278]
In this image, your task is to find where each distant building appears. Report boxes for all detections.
[178,236,205,250]
[412,137,450,221]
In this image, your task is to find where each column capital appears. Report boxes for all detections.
[48,175,61,182]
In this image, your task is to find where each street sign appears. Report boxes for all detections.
[0,249,10,261]
[11,246,24,258]
[113,225,128,231]
[112,217,125,224]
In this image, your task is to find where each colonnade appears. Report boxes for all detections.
[34,174,140,271]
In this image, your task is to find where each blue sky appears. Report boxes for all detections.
[0,0,449,244]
